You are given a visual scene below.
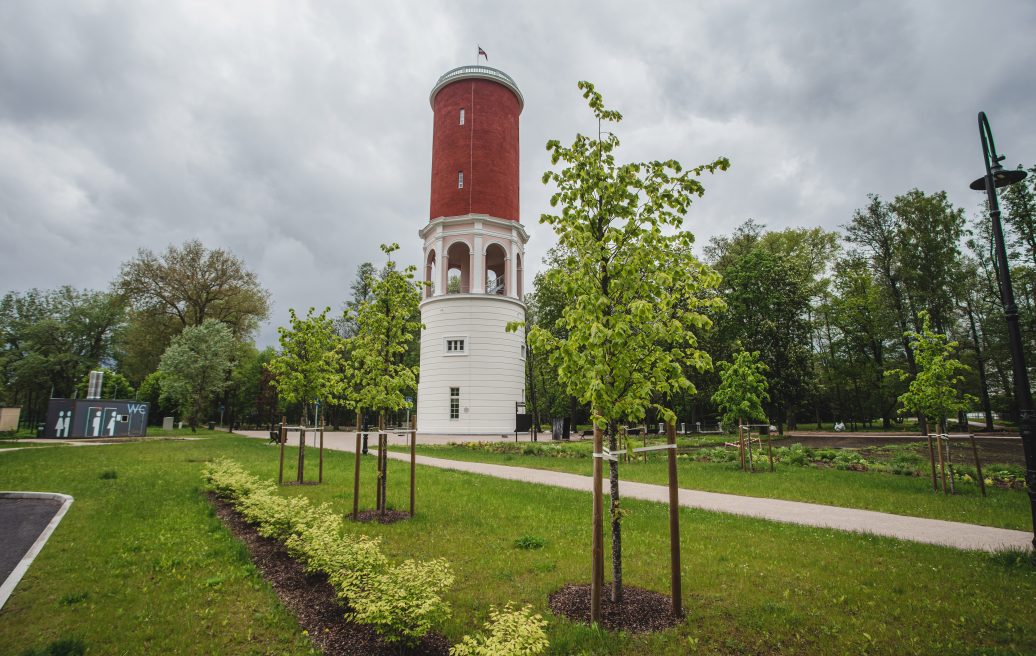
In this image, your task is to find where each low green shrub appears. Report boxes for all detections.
[204,459,539,650]
[346,558,456,644]
[451,441,588,459]
[450,603,549,656]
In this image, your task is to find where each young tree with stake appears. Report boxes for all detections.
[712,349,770,428]
[712,349,770,470]
[343,244,423,514]
[887,312,975,437]
[266,307,344,426]
[887,312,975,489]
[518,81,727,614]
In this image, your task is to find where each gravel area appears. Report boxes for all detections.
[351,509,412,524]
[548,583,682,633]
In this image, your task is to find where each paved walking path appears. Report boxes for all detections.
[234,430,1032,552]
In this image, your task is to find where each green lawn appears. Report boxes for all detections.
[1,434,1034,655]
[391,442,1033,531]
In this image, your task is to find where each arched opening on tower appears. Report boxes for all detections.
[446,241,471,293]
[425,250,437,298]
[516,253,524,299]
[485,243,507,295]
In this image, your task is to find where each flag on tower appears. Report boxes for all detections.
[478,46,488,61]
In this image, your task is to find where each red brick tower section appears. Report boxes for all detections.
[429,66,523,222]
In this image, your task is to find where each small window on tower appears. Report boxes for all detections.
[459,108,465,125]
[458,171,464,189]
[445,337,467,355]
[450,387,460,420]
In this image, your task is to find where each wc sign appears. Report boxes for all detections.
[44,399,150,439]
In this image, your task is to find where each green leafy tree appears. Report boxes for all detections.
[711,349,769,429]
[116,240,270,379]
[1001,164,1036,269]
[717,247,811,434]
[887,312,976,434]
[524,81,727,603]
[890,189,966,333]
[227,346,278,428]
[158,319,235,430]
[266,307,344,426]
[0,287,125,425]
[342,243,423,427]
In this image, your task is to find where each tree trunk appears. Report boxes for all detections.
[607,422,623,603]
[378,411,387,514]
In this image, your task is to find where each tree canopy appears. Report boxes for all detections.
[342,243,423,421]
[712,349,770,428]
[117,239,270,338]
[266,307,344,424]
[887,312,975,431]
[158,319,236,430]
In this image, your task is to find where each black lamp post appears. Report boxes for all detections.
[970,111,1035,551]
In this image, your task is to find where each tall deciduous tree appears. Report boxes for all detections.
[1001,164,1036,270]
[117,239,270,338]
[342,244,423,427]
[266,307,344,426]
[158,319,236,430]
[525,81,726,604]
[890,189,966,334]
[717,247,811,434]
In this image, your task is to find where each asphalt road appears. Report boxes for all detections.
[0,498,63,585]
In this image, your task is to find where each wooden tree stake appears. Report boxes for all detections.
[318,417,325,484]
[970,433,986,497]
[666,422,682,617]
[936,431,947,494]
[591,423,604,624]
[353,410,361,519]
[297,427,305,484]
[926,433,938,492]
[410,429,416,517]
[278,416,286,486]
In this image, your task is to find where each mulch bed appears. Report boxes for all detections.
[209,493,449,655]
[351,509,412,524]
[548,583,683,633]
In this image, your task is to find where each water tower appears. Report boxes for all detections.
[416,65,529,436]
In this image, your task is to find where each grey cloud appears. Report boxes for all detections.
[1,1,1034,348]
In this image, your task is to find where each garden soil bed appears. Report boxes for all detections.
[208,494,449,656]
[548,583,683,633]
[351,509,412,524]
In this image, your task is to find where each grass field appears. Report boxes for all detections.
[393,441,1033,531]
[1,433,1034,655]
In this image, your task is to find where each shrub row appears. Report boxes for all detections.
[203,458,451,644]
[203,458,549,654]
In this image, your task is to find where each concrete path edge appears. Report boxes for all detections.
[383,451,1033,553]
[0,492,74,610]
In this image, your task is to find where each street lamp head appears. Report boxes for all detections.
[970,167,1028,191]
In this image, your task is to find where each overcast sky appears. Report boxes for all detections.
[3,0,1035,347]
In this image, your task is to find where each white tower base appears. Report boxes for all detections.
[417,294,525,437]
